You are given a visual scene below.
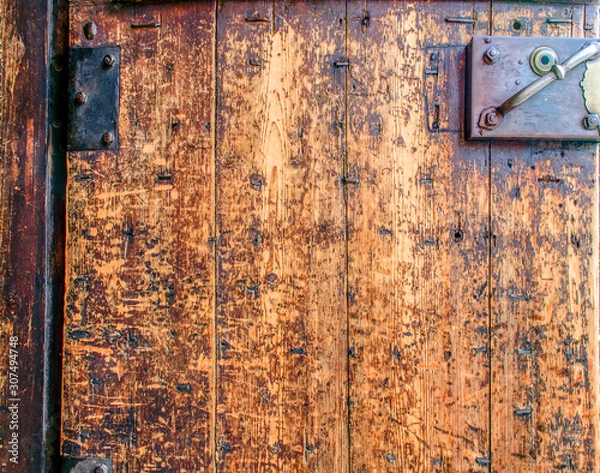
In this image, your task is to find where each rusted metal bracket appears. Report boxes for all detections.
[67,47,120,151]
[467,36,600,141]
[62,457,113,473]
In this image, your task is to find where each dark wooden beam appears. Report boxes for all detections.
[0,0,66,471]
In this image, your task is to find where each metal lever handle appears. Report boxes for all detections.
[479,41,600,130]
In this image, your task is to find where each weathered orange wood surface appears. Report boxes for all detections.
[346,2,491,471]
[62,1,600,472]
[64,2,216,471]
[215,2,348,471]
[491,4,600,472]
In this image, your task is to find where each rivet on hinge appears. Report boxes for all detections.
[75,92,87,105]
[102,132,115,145]
[103,55,115,68]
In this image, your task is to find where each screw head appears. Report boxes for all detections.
[75,92,87,105]
[103,55,115,68]
[102,132,114,145]
[484,46,500,64]
[94,466,107,473]
[484,37,492,43]
[583,113,600,130]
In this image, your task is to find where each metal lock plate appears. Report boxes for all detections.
[68,47,120,151]
[467,36,600,141]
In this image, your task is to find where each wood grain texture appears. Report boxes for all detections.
[490,3,600,471]
[215,1,348,471]
[59,1,600,472]
[0,0,49,471]
[346,2,492,472]
[63,2,216,472]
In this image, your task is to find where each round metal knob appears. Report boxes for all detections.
[530,46,559,76]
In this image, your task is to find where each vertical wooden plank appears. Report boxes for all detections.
[0,0,49,471]
[347,1,492,471]
[62,2,216,471]
[215,1,348,471]
[491,4,600,471]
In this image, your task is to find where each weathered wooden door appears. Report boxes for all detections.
[60,1,599,472]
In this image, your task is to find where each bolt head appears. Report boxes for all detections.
[103,55,115,68]
[583,113,600,130]
[486,111,500,126]
[478,107,503,130]
[102,132,115,145]
[75,92,87,105]
[484,46,500,64]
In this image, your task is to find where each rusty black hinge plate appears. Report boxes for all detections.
[62,457,113,473]
[467,36,600,141]
[67,47,120,151]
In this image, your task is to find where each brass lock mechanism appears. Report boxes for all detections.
[467,36,600,141]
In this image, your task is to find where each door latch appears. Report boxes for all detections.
[467,36,600,141]
[67,47,120,151]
